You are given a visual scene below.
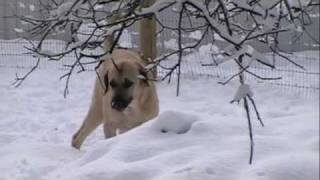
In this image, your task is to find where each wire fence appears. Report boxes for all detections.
[0,0,319,98]
[0,37,319,98]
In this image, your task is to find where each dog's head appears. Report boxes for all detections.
[103,59,149,112]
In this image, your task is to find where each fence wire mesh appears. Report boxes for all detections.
[0,0,319,98]
[0,37,319,98]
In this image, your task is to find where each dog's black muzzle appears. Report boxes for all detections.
[111,96,132,111]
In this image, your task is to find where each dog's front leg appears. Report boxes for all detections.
[103,111,127,138]
[72,81,104,149]
[72,119,102,149]
[103,121,118,138]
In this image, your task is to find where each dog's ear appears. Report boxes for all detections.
[103,71,109,94]
[137,64,150,86]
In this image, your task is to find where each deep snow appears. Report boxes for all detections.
[0,66,319,180]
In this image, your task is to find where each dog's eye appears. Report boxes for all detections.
[110,80,117,88]
[123,78,133,89]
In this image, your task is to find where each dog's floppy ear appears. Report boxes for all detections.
[96,70,109,95]
[103,71,109,94]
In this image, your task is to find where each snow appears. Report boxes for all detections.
[152,111,199,134]
[50,1,76,17]
[288,0,311,7]
[231,84,253,103]
[29,4,35,12]
[0,64,318,180]
[164,39,178,50]
[18,2,26,8]
[189,31,202,40]
[14,28,24,33]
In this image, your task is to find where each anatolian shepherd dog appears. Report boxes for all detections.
[72,49,159,149]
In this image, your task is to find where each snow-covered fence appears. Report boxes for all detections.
[0,38,319,97]
[0,0,319,97]
[156,47,319,97]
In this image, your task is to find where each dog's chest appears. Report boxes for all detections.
[109,106,136,122]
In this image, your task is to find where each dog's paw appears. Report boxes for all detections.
[71,133,81,150]
[71,142,81,150]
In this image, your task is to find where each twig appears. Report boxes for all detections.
[13,58,41,87]
[247,95,264,127]
[243,97,254,164]
[176,4,184,96]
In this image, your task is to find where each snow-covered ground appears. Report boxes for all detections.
[0,65,318,180]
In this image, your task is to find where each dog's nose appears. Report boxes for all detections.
[111,97,132,111]
[111,100,127,111]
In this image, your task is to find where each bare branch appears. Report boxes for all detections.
[13,58,41,87]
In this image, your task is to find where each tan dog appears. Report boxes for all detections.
[72,49,159,149]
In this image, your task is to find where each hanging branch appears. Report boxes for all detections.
[176,4,184,96]
[13,58,41,87]
[236,54,257,164]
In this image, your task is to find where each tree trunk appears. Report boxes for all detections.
[140,0,157,78]
[103,15,117,51]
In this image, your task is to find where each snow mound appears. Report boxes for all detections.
[152,111,199,134]
[46,111,207,180]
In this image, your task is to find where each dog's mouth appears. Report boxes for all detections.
[111,97,133,111]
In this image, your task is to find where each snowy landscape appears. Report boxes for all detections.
[0,63,318,180]
[0,0,319,179]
